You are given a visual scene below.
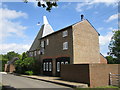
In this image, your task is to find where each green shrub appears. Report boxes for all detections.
[25,71,33,75]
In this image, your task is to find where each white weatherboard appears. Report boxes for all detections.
[42,16,54,37]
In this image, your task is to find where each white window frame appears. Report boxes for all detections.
[41,41,44,47]
[61,62,64,64]
[43,63,46,71]
[34,51,36,56]
[65,61,68,64]
[46,62,48,71]
[49,62,52,71]
[62,30,68,37]
[38,50,40,54]
[46,39,49,45]
[63,42,68,50]
[57,62,60,72]
[30,52,33,57]
[40,48,44,55]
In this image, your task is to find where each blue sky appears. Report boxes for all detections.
[0,1,119,56]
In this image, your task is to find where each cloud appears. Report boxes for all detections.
[99,32,113,45]
[105,13,119,22]
[75,0,118,12]
[89,0,119,6]
[1,8,28,20]
[0,8,28,42]
[0,43,31,54]
[0,7,29,54]
[61,2,71,9]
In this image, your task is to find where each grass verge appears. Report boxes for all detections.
[75,86,119,90]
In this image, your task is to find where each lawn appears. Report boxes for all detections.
[75,86,119,90]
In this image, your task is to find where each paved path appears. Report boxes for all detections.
[2,73,73,90]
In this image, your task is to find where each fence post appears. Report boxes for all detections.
[109,72,112,86]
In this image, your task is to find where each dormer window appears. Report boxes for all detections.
[63,30,68,37]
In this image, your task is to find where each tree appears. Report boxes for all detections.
[22,52,27,60]
[24,0,58,12]
[0,51,21,71]
[108,30,120,64]
[14,52,35,74]
[6,51,21,61]
[105,56,116,64]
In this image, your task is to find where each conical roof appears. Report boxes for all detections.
[29,16,54,51]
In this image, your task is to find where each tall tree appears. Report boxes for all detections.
[108,30,120,64]
[24,0,58,12]
[6,51,20,61]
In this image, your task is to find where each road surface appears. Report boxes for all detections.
[1,73,73,90]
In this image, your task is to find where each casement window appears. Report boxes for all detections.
[40,48,44,55]
[61,62,64,64]
[43,63,46,71]
[46,39,49,45]
[46,62,48,71]
[63,42,68,50]
[41,41,45,48]
[65,61,68,64]
[38,50,40,55]
[49,62,52,71]
[57,62,60,72]
[34,51,36,56]
[30,52,33,57]
[62,30,68,37]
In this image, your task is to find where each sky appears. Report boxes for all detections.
[0,0,119,56]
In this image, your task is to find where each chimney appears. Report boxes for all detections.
[81,14,84,21]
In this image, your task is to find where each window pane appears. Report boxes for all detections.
[63,42,68,50]
[43,63,46,71]
[57,62,60,72]
[46,39,49,45]
[41,41,44,47]
[61,62,64,64]
[65,61,68,64]
[63,30,68,37]
[49,62,52,71]
[46,62,48,71]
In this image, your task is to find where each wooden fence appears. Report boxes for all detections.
[109,72,120,87]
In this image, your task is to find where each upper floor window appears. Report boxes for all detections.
[63,42,68,50]
[29,52,33,57]
[41,41,45,48]
[40,48,44,55]
[62,30,68,37]
[38,50,40,55]
[34,51,37,56]
[46,39,49,45]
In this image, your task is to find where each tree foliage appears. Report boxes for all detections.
[108,30,120,64]
[24,0,58,12]
[0,51,21,71]
[14,52,35,74]
[5,51,21,61]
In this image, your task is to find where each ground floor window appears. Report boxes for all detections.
[49,62,52,71]
[57,62,60,72]
[56,57,70,73]
[43,59,52,72]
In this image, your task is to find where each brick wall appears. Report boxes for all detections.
[61,64,120,87]
[72,20,100,64]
